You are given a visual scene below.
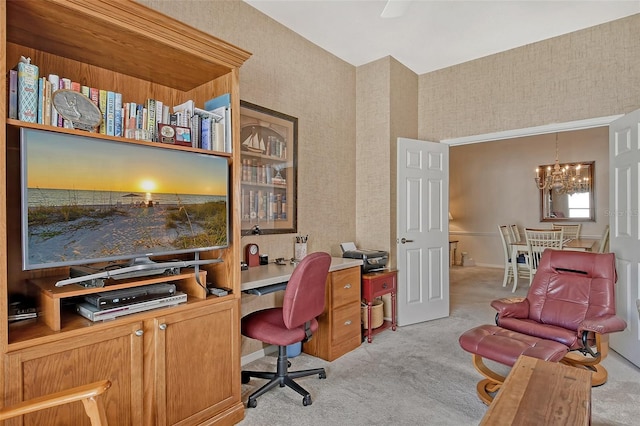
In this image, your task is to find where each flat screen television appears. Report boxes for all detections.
[21,128,229,283]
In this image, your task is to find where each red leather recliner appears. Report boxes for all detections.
[492,249,626,385]
[460,249,627,404]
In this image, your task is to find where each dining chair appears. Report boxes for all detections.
[509,224,522,243]
[498,225,529,290]
[498,225,515,287]
[552,223,581,239]
[525,228,564,284]
[597,225,610,253]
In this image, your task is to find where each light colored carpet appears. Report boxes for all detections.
[238,266,640,425]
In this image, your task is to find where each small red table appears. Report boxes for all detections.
[361,269,397,343]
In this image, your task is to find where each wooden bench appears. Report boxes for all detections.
[480,355,591,426]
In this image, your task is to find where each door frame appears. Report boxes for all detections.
[440,115,622,147]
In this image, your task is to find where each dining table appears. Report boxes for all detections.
[510,238,599,289]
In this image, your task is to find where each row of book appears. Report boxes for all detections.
[241,189,288,222]
[8,57,232,152]
[241,159,288,186]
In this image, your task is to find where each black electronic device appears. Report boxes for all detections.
[340,242,388,273]
[83,282,176,310]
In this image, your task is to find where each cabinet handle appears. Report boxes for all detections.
[159,323,167,330]
[344,283,351,289]
[344,320,352,326]
[382,283,388,289]
[135,329,144,337]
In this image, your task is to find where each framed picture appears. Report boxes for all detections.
[239,101,298,235]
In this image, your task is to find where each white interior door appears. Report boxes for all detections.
[396,137,449,326]
[609,110,640,368]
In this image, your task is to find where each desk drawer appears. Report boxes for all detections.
[331,302,361,345]
[330,267,361,308]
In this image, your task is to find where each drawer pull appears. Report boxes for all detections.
[344,320,352,326]
[382,282,388,289]
[344,283,352,289]
[159,323,167,330]
[135,329,144,337]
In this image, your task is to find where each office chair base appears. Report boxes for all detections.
[242,346,326,408]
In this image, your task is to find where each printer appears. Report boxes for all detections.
[340,242,388,273]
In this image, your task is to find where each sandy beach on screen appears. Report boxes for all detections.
[28,203,201,265]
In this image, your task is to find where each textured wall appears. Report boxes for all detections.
[355,57,417,264]
[419,14,640,141]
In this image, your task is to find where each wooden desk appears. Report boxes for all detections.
[480,355,591,426]
[240,257,362,292]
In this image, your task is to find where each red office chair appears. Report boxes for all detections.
[241,252,332,408]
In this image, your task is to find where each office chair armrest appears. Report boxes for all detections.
[491,297,528,318]
[579,315,627,336]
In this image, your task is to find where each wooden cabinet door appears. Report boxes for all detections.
[148,299,243,426]
[3,322,144,426]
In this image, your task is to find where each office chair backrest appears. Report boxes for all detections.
[527,250,617,331]
[282,252,332,330]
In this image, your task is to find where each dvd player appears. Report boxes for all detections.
[83,283,176,310]
[77,292,187,322]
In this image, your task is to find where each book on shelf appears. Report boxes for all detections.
[43,78,52,126]
[8,69,18,120]
[114,92,123,137]
[204,93,231,153]
[48,74,60,126]
[16,57,39,123]
[106,91,116,136]
[98,89,107,134]
[37,77,44,124]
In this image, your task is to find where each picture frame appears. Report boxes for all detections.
[239,101,298,235]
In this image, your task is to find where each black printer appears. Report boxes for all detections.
[341,244,389,274]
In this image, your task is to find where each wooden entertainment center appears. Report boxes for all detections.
[1,1,251,424]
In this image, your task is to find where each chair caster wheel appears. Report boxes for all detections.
[319,371,326,379]
[247,398,257,408]
[241,372,250,384]
[302,395,312,406]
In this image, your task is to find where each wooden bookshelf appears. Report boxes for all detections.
[1,1,251,424]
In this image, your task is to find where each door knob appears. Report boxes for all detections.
[400,238,414,244]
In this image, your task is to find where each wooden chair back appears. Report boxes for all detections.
[0,380,110,425]
[525,228,564,283]
[598,225,610,253]
[552,223,581,239]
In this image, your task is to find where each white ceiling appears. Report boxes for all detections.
[243,0,640,74]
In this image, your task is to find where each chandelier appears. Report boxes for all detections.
[534,134,590,195]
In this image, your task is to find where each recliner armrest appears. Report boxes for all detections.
[579,315,627,335]
[491,297,529,318]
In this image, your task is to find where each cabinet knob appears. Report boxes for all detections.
[382,283,388,289]
[135,329,144,336]
[159,323,168,330]
[344,283,351,289]
[344,320,352,326]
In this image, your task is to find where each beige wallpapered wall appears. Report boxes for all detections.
[418,14,640,141]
